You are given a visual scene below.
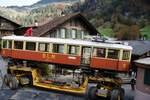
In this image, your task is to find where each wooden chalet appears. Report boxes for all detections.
[16,13,99,39]
[0,16,21,37]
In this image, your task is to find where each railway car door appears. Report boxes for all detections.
[81,47,92,65]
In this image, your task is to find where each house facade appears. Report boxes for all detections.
[46,18,92,39]
[134,58,150,100]
[16,13,99,39]
[0,16,20,37]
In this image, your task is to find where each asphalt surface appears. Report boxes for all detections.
[0,56,134,100]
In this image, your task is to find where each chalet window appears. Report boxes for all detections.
[53,44,64,53]
[144,69,150,85]
[93,48,106,58]
[107,49,119,59]
[67,45,79,55]
[38,43,49,52]
[84,31,88,39]
[0,22,4,27]
[3,40,7,48]
[60,28,66,38]
[77,30,81,39]
[8,40,12,49]
[56,29,60,38]
[122,50,130,60]
[71,29,77,39]
[14,41,23,49]
[26,42,36,51]
[81,31,84,39]
[66,29,71,38]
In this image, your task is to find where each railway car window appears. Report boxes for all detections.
[14,41,23,49]
[93,48,106,57]
[8,40,12,49]
[107,49,119,59]
[67,45,79,55]
[26,42,36,50]
[3,40,7,48]
[38,43,49,52]
[53,44,64,53]
[122,50,130,60]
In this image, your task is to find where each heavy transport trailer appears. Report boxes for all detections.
[3,63,88,95]
[0,36,132,99]
[3,64,124,100]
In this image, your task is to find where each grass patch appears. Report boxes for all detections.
[97,26,115,37]
[140,25,150,40]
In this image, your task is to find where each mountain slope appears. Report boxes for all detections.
[34,0,77,5]
[75,0,150,40]
[0,0,76,25]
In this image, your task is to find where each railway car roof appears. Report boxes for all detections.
[2,36,132,50]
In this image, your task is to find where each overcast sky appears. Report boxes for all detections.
[0,0,41,6]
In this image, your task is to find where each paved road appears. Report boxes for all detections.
[0,85,134,100]
[122,84,134,100]
[0,57,134,100]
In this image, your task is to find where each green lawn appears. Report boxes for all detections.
[140,25,150,40]
[97,26,115,37]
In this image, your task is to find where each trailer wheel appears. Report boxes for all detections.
[9,75,19,90]
[86,86,97,100]
[120,88,125,100]
[3,74,12,85]
[111,89,121,100]
[4,74,18,90]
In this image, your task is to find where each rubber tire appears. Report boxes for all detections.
[110,89,121,100]
[86,86,97,100]
[4,74,18,90]
[9,75,19,90]
[120,88,125,100]
[3,74,12,85]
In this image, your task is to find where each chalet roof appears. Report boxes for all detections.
[31,12,99,36]
[0,15,20,27]
[123,40,150,56]
[134,57,150,68]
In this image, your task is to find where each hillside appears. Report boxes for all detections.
[34,0,77,5]
[0,0,75,25]
[77,0,150,40]
[0,0,149,40]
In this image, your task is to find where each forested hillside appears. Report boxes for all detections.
[0,0,149,40]
[75,0,150,40]
[0,0,78,25]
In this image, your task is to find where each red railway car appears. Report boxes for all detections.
[1,36,132,72]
